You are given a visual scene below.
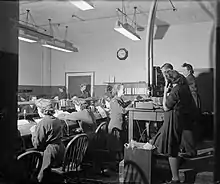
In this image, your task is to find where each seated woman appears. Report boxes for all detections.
[151,70,197,184]
[54,86,68,100]
[57,99,97,135]
[79,83,91,99]
[15,130,25,157]
[20,95,38,114]
[30,98,65,182]
[101,85,113,109]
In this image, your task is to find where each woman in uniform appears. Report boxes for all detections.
[31,98,65,182]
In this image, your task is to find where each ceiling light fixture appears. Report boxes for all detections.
[17,22,53,41]
[42,42,73,53]
[41,20,78,53]
[114,5,141,41]
[18,36,37,43]
[114,20,141,41]
[15,10,53,43]
[70,0,94,11]
[42,39,78,53]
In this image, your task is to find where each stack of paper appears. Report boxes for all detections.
[17,119,30,126]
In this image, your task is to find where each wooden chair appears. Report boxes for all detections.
[17,150,43,183]
[123,160,148,184]
[95,121,108,134]
[52,133,89,183]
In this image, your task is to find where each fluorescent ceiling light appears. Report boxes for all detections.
[70,0,94,11]
[18,36,37,43]
[42,43,73,53]
[17,22,53,41]
[114,21,141,41]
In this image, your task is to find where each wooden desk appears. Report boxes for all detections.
[126,108,164,142]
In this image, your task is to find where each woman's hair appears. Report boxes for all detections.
[106,85,113,93]
[35,98,55,116]
[182,63,194,74]
[161,63,173,71]
[72,97,89,110]
[80,83,87,88]
[165,70,186,85]
[112,84,123,97]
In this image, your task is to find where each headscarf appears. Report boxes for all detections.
[35,98,55,115]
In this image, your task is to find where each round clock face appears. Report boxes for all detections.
[117,48,128,60]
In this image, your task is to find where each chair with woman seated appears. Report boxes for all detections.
[17,150,43,184]
[82,121,110,175]
[51,133,89,183]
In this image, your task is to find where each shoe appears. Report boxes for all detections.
[165,179,181,184]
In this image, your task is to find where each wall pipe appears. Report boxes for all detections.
[146,0,158,96]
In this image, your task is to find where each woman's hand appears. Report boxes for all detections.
[30,125,36,133]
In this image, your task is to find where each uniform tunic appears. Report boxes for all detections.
[186,73,201,109]
[31,115,65,182]
[108,96,127,133]
[152,83,196,157]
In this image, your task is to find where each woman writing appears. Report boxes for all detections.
[151,70,196,183]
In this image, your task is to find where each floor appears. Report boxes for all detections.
[78,140,214,184]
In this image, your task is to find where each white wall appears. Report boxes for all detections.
[19,21,214,85]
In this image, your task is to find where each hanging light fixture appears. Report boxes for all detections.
[70,0,94,11]
[16,10,53,43]
[42,22,78,53]
[114,20,141,41]
[42,39,78,53]
[18,35,38,43]
[42,42,73,53]
[114,5,141,41]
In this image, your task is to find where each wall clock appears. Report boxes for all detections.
[117,48,128,60]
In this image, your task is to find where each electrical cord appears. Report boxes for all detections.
[134,120,148,142]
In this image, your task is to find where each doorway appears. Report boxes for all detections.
[65,72,94,98]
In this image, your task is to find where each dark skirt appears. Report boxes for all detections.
[152,110,182,157]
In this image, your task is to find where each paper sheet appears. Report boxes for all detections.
[17,119,30,126]
[96,106,107,118]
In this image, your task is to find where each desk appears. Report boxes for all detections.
[126,108,164,142]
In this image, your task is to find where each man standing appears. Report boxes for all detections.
[179,62,201,157]
[182,63,201,109]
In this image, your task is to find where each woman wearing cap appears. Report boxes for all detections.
[30,98,65,182]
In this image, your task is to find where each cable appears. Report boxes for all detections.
[134,120,147,142]
[168,0,177,11]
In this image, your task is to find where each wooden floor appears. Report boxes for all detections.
[79,140,214,184]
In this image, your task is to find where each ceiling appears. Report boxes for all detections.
[19,0,215,42]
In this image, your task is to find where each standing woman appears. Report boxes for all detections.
[31,99,65,182]
[151,70,196,183]
[108,84,133,150]
[108,84,132,133]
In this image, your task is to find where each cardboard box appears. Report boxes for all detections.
[120,143,171,184]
